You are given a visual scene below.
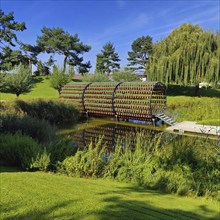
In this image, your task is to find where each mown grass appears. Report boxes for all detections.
[1,78,219,125]
[1,166,219,220]
[0,76,58,100]
[166,85,220,125]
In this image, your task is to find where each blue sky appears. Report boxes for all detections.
[1,0,219,72]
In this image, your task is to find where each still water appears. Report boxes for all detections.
[58,118,172,150]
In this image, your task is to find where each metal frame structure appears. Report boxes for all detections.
[60,81,166,121]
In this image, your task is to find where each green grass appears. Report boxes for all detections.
[0,166,219,220]
[1,79,219,125]
[0,77,58,100]
[166,85,220,125]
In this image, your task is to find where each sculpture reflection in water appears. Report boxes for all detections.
[69,123,163,151]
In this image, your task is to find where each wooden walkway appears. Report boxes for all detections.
[166,121,220,138]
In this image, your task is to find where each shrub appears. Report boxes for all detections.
[0,133,40,169]
[82,72,110,82]
[58,133,220,200]
[112,70,140,82]
[0,113,56,144]
[14,99,81,124]
[47,139,77,170]
[58,137,107,177]
[31,148,51,171]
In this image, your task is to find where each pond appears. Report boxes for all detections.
[58,118,175,150]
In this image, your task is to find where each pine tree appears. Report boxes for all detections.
[127,35,153,71]
[95,42,120,74]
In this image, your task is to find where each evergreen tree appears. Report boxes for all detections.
[95,42,120,74]
[127,35,153,71]
[37,27,91,73]
[0,10,39,70]
[148,24,220,91]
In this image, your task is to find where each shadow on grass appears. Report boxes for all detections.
[1,175,219,220]
[0,165,22,173]
[1,200,79,220]
[90,196,220,220]
[167,85,220,98]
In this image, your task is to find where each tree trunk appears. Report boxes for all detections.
[63,56,67,73]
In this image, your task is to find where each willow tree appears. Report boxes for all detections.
[147,24,220,90]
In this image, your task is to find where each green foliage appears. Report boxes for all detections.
[31,148,51,171]
[37,26,91,72]
[0,71,7,90]
[47,139,77,170]
[50,65,71,94]
[112,70,140,82]
[58,137,107,177]
[14,99,81,124]
[0,113,56,144]
[82,72,110,82]
[59,133,220,200]
[95,42,120,74]
[148,23,220,86]
[127,35,153,71]
[37,60,49,76]
[0,132,40,169]
[5,64,32,97]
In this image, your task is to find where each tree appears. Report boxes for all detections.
[37,27,91,73]
[147,23,220,95]
[6,64,32,97]
[127,35,153,71]
[50,65,71,94]
[37,60,50,76]
[95,42,120,74]
[0,10,39,71]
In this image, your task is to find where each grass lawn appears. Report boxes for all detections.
[0,77,58,100]
[0,78,219,125]
[1,167,219,220]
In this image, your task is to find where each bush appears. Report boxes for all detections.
[0,113,56,144]
[82,72,110,82]
[47,139,77,170]
[14,99,81,124]
[31,148,51,171]
[0,133,41,169]
[58,133,220,200]
[112,70,140,82]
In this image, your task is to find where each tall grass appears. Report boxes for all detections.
[58,133,220,200]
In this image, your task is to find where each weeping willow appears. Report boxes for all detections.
[147,23,220,86]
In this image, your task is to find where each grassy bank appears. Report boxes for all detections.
[0,76,58,100]
[1,78,219,125]
[1,166,219,220]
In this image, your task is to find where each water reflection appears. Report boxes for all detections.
[65,122,162,150]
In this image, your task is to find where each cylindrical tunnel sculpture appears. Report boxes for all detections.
[60,82,166,121]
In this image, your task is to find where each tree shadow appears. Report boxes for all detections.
[0,165,22,173]
[1,200,78,220]
[167,85,220,98]
[90,194,220,220]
